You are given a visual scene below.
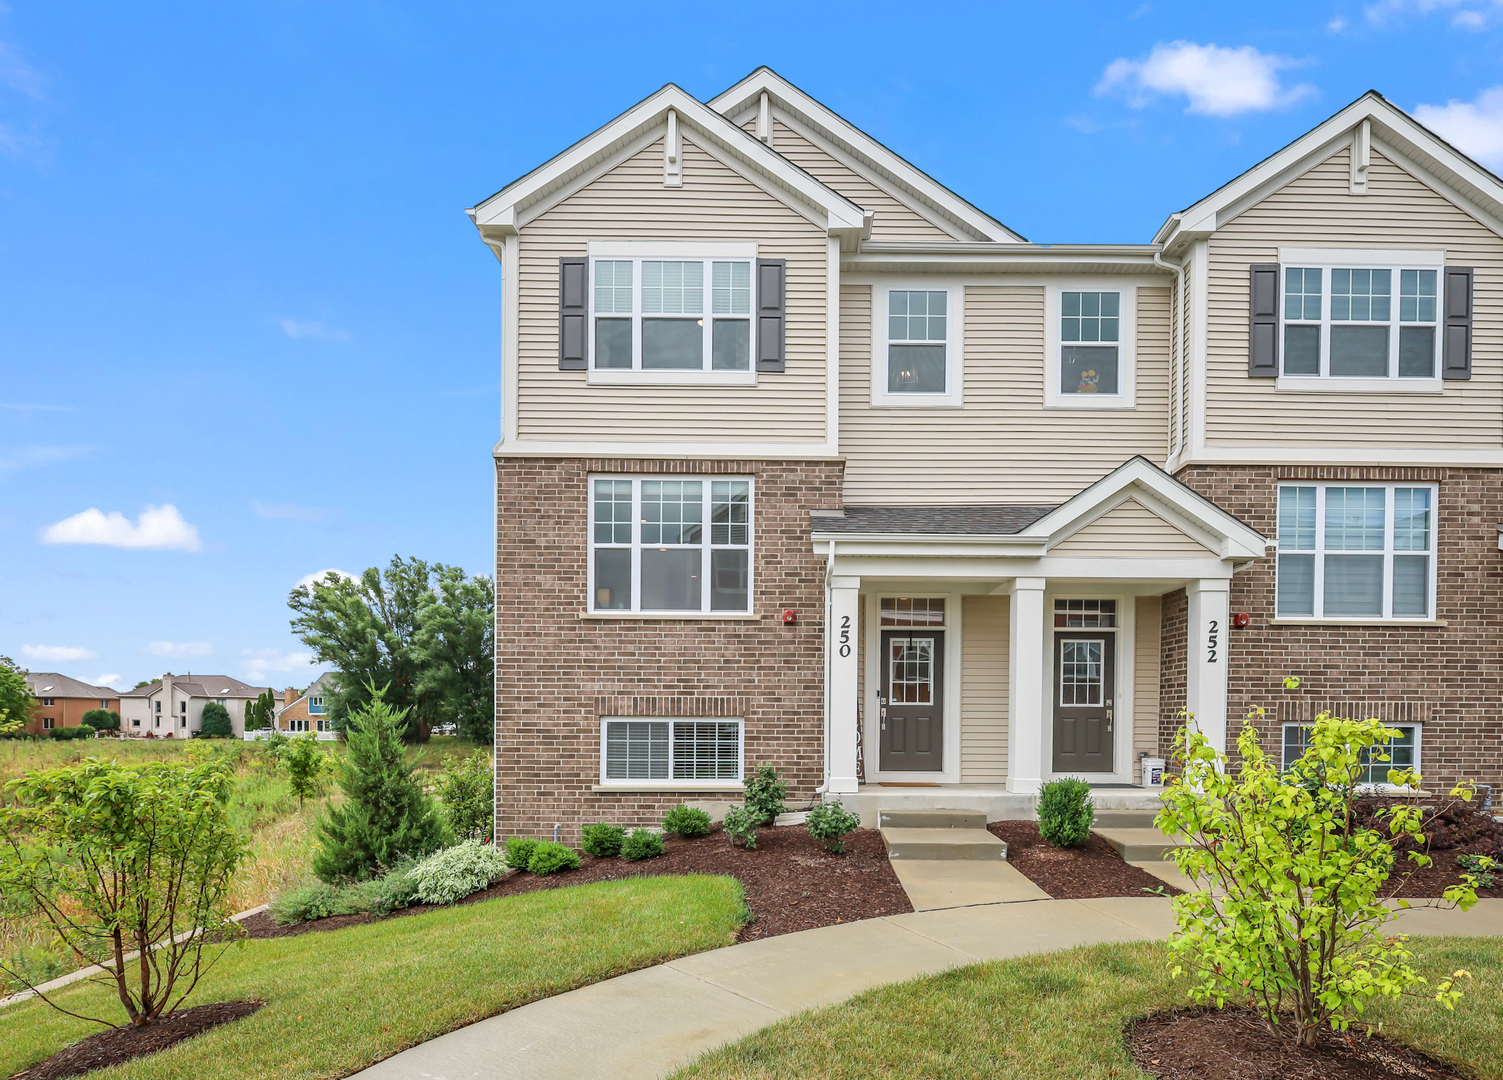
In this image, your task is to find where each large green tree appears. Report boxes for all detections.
[0,656,32,736]
[414,565,495,744]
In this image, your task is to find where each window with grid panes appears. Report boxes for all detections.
[590,257,752,371]
[1280,263,1439,379]
[886,289,949,393]
[1060,291,1121,395]
[1282,723,1418,786]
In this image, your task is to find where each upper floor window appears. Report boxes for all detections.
[591,257,752,373]
[590,477,752,615]
[41,697,55,707]
[1045,285,1136,408]
[309,695,326,715]
[875,284,961,407]
[1281,256,1440,381]
[1276,484,1436,620]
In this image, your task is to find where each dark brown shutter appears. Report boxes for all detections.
[756,258,786,372]
[558,257,588,370]
[1442,266,1473,381]
[1248,263,1280,377]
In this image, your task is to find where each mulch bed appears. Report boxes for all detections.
[1361,797,1503,900]
[238,824,912,943]
[1127,1005,1468,1080]
[987,820,1184,899]
[11,1000,265,1080]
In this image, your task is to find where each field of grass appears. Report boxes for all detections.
[0,876,745,1080]
[671,936,1503,1080]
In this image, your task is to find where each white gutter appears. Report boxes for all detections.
[1153,250,1187,464]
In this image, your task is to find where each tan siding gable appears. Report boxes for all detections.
[961,595,1008,783]
[1051,498,1217,557]
[1206,146,1503,449]
[515,135,828,442]
[838,284,1170,503]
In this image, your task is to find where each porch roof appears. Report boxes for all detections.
[809,504,1056,536]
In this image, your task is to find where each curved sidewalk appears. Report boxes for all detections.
[349,897,1503,1080]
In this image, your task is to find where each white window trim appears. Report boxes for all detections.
[1280,720,1421,793]
[1044,283,1137,409]
[872,283,964,408]
[587,475,754,618]
[1275,483,1438,621]
[584,241,759,384]
[595,716,746,788]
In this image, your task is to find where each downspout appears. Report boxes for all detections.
[1153,249,1186,462]
[816,539,835,795]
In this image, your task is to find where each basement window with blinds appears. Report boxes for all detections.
[600,718,744,783]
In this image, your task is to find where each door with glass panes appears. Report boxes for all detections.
[879,630,944,771]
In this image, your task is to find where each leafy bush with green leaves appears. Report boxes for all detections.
[1038,778,1094,848]
[504,836,540,871]
[806,801,861,853]
[723,804,759,849]
[526,841,580,876]
[662,804,712,838]
[198,701,234,739]
[743,764,787,825]
[80,709,120,732]
[581,823,625,857]
[620,828,664,861]
[436,749,494,842]
[46,726,94,741]
[0,656,32,737]
[1457,852,1498,889]
[1158,712,1480,1048]
[409,840,510,905]
[280,733,334,809]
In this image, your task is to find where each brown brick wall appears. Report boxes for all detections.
[1158,587,1187,758]
[1171,465,1503,792]
[494,457,843,841]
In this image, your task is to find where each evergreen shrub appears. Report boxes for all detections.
[504,836,540,871]
[661,805,712,838]
[526,842,580,876]
[1037,778,1094,848]
[620,828,664,861]
[580,823,625,857]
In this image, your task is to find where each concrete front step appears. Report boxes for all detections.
[1093,810,1161,830]
[878,808,987,830]
[880,826,1008,861]
[1096,827,1184,861]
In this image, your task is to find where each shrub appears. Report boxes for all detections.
[504,836,540,871]
[47,726,94,741]
[1037,778,1094,848]
[80,709,120,732]
[280,733,334,809]
[199,702,234,739]
[1158,712,1480,1048]
[436,749,494,842]
[409,840,510,905]
[620,828,665,861]
[372,863,423,914]
[1457,852,1499,889]
[743,764,788,825]
[806,801,861,853]
[581,823,625,857]
[270,880,374,924]
[526,841,580,876]
[723,804,759,849]
[662,804,712,838]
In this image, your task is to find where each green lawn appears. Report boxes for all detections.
[671,937,1503,1080]
[1,875,745,1080]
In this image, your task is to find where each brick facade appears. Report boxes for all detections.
[494,457,843,841]
[1158,587,1187,760]
[1168,465,1503,793]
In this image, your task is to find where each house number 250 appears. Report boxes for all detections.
[838,615,852,657]
[1206,619,1220,663]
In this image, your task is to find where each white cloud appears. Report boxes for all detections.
[279,318,350,342]
[1366,0,1503,29]
[1415,87,1503,169]
[240,648,320,683]
[93,673,124,690]
[147,640,212,659]
[1328,15,1350,30]
[294,568,357,592]
[41,504,202,551]
[1096,41,1315,117]
[0,444,89,473]
[253,500,326,522]
[21,644,97,663]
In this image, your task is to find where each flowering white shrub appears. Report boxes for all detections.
[409,840,510,905]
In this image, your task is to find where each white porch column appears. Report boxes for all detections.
[1007,577,1047,794]
[827,576,861,794]
[1185,579,1231,757]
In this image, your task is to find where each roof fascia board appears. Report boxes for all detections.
[1368,110,1503,226]
[842,247,1173,275]
[1211,135,1351,232]
[1370,134,1503,240]
[1044,486,1223,556]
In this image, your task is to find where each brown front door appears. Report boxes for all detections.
[1052,631,1115,773]
[879,630,944,772]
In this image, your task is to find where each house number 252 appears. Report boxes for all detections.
[1206,619,1220,663]
[838,615,852,657]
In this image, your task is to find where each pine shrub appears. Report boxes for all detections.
[198,702,234,738]
[723,804,759,848]
[526,841,581,876]
[806,801,861,853]
[1037,778,1094,848]
[620,828,665,861]
[504,835,540,871]
[580,823,625,857]
[80,709,120,732]
[662,804,712,838]
[409,840,510,905]
[743,764,788,825]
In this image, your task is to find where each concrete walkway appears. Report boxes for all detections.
[349,897,1503,1080]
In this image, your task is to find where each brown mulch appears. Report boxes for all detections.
[11,1000,264,1080]
[1359,797,1503,899]
[987,820,1183,899]
[238,825,912,943]
[1127,1005,1468,1080]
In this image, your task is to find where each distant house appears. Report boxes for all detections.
[21,673,119,735]
[274,672,339,740]
[119,672,272,738]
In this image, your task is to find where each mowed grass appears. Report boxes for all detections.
[671,937,1503,1080]
[1,875,745,1080]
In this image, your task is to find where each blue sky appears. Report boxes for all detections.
[5,0,1503,691]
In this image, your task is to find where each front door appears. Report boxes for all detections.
[879,630,944,772]
[1052,631,1115,773]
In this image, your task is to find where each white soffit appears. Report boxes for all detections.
[708,67,1026,245]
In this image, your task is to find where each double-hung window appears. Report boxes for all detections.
[1282,722,1419,788]
[1276,484,1436,619]
[590,477,752,614]
[591,255,753,373]
[876,285,960,406]
[600,717,744,784]
[1045,285,1136,407]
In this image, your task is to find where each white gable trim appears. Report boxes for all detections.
[1045,489,1221,556]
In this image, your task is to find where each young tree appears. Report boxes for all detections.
[435,749,494,841]
[198,702,233,739]
[281,733,332,809]
[414,566,495,745]
[0,655,33,736]
[312,691,444,881]
[0,758,247,1027]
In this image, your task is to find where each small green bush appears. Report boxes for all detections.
[371,864,422,915]
[1458,852,1499,888]
[47,726,94,741]
[806,801,861,853]
[409,840,510,905]
[743,764,788,825]
[526,841,581,876]
[723,804,759,848]
[620,828,665,861]
[504,835,541,871]
[581,823,625,857]
[1038,778,1094,848]
[662,804,712,838]
[270,880,380,924]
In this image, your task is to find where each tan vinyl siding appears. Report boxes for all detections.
[1051,498,1217,557]
[516,135,828,442]
[961,595,1008,783]
[1134,595,1161,785]
[1206,146,1503,448]
[767,119,960,242]
[838,284,1170,503]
